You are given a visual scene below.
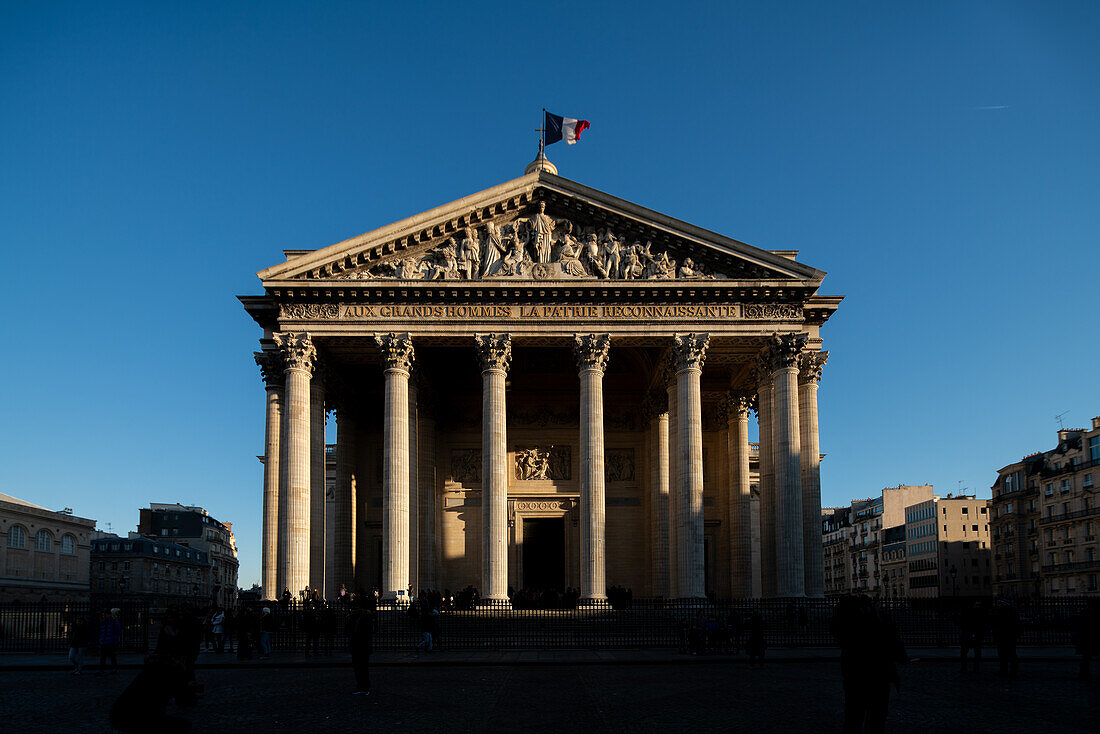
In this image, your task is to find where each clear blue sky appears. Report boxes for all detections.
[2,2,1098,588]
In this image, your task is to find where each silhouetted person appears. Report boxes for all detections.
[109,608,200,734]
[348,600,373,695]
[68,615,92,675]
[833,595,908,734]
[991,599,1020,678]
[1074,599,1100,681]
[746,612,767,668]
[959,601,989,675]
[97,608,122,674]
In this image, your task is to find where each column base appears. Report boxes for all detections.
[578,597,611,608]
[478,598,512,610]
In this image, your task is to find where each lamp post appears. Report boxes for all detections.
[950,565,958,598]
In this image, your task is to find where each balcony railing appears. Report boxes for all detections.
[1041,559,1100,573]
[1040,506,1100,525]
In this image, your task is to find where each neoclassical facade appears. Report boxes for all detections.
[241,155,842,601]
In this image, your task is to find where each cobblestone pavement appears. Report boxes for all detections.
[2,659,1097,733]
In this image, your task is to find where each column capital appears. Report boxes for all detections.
[374,332,415,373]
[574,333,611,374]
[475,333,512,374]
[724,391,757,421]
[254,350,284,388]
[799,350,829,384]
[672,332,710,373]
[762,332,807,374]
[274,332,317,374]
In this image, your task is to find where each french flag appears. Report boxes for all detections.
[545,110,590,146]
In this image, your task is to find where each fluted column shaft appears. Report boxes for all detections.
[477,334,511,603]
[256,351,283,600]
[575,334,611,602]
[309,376,326,594]
[333,408,356,594]
[673,333,709,599]
[770,334,806,598]
[376,333,414,602]
[727,395,753,598]
[650,410,671,598]
[665,378,680,596]
[276,332,316,597]
[757,374,776,598]
[407,379,419,594]
[799,351,827,598]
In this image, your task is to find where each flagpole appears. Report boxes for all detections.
[540,108,545,154]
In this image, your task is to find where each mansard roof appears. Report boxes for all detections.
[256,169,827,285]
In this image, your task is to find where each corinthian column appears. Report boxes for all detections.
[767,332,807,597]
[475,333,511,603]
[672,333,709,598]
[754,359,775,597]
[333,400,356,596]
[726,391,755,598]
[375,332,415,602]
[255,349,284,600]
[575,333,611,603]
[274,332,316,597]
[799,351,828,598]
[664,360,680,596]
[310,367,326,595]
[645,393,670,598]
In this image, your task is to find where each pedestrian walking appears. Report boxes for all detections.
[97,608,122,674]
[832,595,908,734]
[259,607,274,659]
[958,601,989,675]
[211,608,226,653]
[991,599,1020,679]
[109,607,200,734]
[348,599,373,695]
[68,615,92,675]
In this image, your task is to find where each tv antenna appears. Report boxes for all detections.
[1055,411,1069,429]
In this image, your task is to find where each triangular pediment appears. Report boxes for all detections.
[257,170,825,285]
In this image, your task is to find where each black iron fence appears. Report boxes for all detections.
[250,596,1092,652]
[0,601,151,654]
[0,597,1091,654]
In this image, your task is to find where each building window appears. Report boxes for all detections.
[1090,436,1099,461]
[34,530,52,552]
[980,507,987,514]
[7,525,26,548]
[1061,480,1071,493]
[1045,484,1054,496]
[123,542,132,551]
[972,525,979,532]
[161,529,168,536]
[61,534,75,555]
[962,507,969,515]
[1085,474,1094,488]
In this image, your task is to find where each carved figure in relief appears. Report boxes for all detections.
[500,226,531,277]
[526,202,556,264]
[621,243,642,280]
[678,257,700,279]
[652,250,676,279]
[459,227,479,280]
[481,221,505,276]
[517,446,552,480]
[556,221,588,277]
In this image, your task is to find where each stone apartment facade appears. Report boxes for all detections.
[905,495,992,598]
[138,504,239,607]
[0,493,96,602]
[820,485,934,596]
[992,417,1100,597]
[91,534,210,610]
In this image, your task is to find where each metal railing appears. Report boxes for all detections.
[2,597,1093,654]
[0,600,150,654]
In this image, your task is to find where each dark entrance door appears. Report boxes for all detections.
[522,518,565,591]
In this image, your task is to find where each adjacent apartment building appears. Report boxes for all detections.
[820,485,935,596]
[138,504,239,607]
[0,493,96,602]
[905,495,992,598]
[90,533,210,610]
[992,417,1100,597]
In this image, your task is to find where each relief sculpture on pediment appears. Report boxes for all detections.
[336,212,736,282]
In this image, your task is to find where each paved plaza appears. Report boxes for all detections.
[2,655,1096,733]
